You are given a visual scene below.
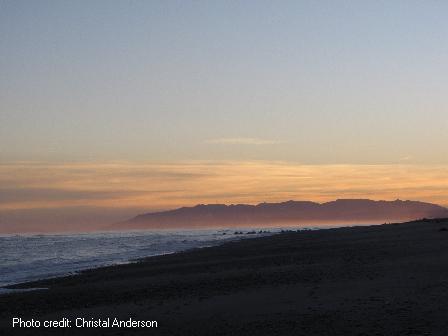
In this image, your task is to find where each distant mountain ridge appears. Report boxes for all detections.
[118,199,448,229]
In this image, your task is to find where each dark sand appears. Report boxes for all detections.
[2,219,448,335]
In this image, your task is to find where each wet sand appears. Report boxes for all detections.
[2,218,448,335]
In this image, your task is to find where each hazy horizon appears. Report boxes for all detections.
[1,1,448,232]
[1,160,448,230]
[2,195,446,234]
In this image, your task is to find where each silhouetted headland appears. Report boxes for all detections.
[120,199,448,229]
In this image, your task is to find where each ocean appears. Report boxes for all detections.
[0,227,309,290]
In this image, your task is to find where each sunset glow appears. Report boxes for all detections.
[2,160,448,231]
[1,1,448,232]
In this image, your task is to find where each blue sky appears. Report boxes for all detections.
[2,0,448,163]
[2,1,448,231]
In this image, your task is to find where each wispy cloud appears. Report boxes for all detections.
[2,161,448,212]
[2,160,448,231]
[206,137,283,145]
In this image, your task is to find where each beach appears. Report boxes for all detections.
[2,218,448,335]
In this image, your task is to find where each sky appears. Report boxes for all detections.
[1,1,448,232]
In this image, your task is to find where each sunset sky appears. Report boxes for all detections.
[1,1,448,232]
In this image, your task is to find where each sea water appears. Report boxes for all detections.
[0,228,302,289]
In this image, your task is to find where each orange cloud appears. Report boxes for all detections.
[1,161,448,213]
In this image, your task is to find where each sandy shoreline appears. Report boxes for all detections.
[2,218,448,335]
